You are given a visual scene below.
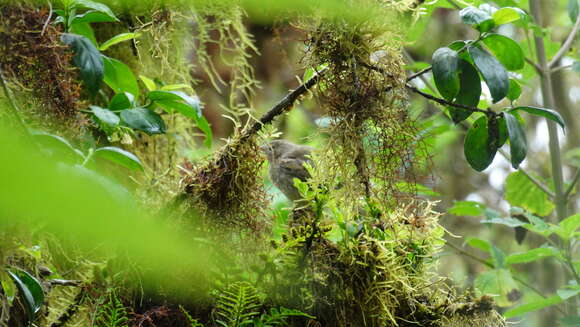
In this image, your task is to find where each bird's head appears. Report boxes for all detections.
[259,140,297,162]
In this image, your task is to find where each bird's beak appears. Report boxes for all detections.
[259,144,268,155]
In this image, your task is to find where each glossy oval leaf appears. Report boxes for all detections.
[432,47,460,101]
[449,60,481,123]
[139,75,157,91]
[99,32,140,51]
[464,116,499,171]
[459,6,495,32]
[120,108,166,135]
[492,7,527,25]
[509,106,565,130]
[109,92,135,111]
[156,100,212,148]
[504,112,527,169]
[469,45,509,103]
[482,34,525,71]
[148,91,202,116]
[90,105,120,127]
[8,268,44,322]
[504,295,562,318]
[103,56,140,100]
[74,0,118,21]
[73,10,117,24]
[61,33,104,96]
[94,147,144,171]
[507,79,522,101]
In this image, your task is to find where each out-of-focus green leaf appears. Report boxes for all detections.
[505,172,554,216]
[561,316,580,327]
[448,201,485,216]
[103,56,140,100]
[506,247,559,264]
[482,34,525,71]
[469,45,509,103]
[569,0,579,23]
[475,268,518,307]
[466,237,492,253]
[509,106,565,130]
[99,32,140,51]
[61,33,104,96]
[432,47,460,101]
[481,217,526,227]
[140,75,157,91]
[492,7,527,25]
[504,295,562,318]
[507,79,522,101]
[31,132,85,163]
[556,214,580,241]
[121,108,166,135]
[94,147,144,171]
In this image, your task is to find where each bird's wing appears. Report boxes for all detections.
[278,158,311,181]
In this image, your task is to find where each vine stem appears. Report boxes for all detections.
[548,12,580,68]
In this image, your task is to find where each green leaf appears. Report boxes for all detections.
[432,47,460,101]
[99,32,140,51]
[561,316,580,327]
[557,287,580,300]
[109,92,135,111]
[522,212,558,237]
[155,100,213,148]
[475,268,518,307]
[505,171,555,216]
[492,7,527,25]
[573,61,580,73]
[504,295,562,318]
[507,79,522,101]
[482,34,525,71]
[69,22,98,46]
[73,0,118,21]
[448,201,485,216]
[464,116,498,171]
[557,213,580,241]
[503,112,527,169]
[32,132,85,163]
[140,75,157,91]
[509,106,565,130]
[90,105,119,127]
[469,45,509,103]
[73,10,117,24]
[449,60,481,123]
[8,268,44,323]
[148,91,202,116]
[94,147,144,171]
[460,6,495,32]
[466,237,492,253]
[506,247,559,264]
[120,108,166,135]
[569,0,579,23]
[103,57,140,99]
[61,33,104,95]
[490,245,506,268]
[160,84,192,91]
[481,217,526,227]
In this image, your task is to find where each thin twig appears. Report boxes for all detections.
[406,66,432,82]
[403,49,437,93]
[445,241,567,315]
[41,0,53,36]
[564,168,580,199]
[549,12,580,68]
[498,149,555,198]
[405,84,489,114]
[551,64,573,74]
[525,57,543,76]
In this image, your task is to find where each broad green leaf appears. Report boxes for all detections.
[561,316,580,327]
[481,217,526,228]
[90,105,120,127]
[503,112,527,169]
[61,33,104,95]
[490,245,506,268]
[109,92,135,111]
[505,171,555,216]
[509,106,565,130]
[504,295,562,318]
[120,108,166,135]
[155,100,213,148]
[148,91,202,116]
[448,201,485,216]
[464,116,498,171]
[498,115,508,147]
[569,0,579,23]
[94,147,144,171]
[160,84,192,91]
[73,0,118,21]
[99,32,140,51]
[140,75,157,91]
[556,213,580,241]
[475,268,518,307]
[432,47,460,101]
[466,237,492,253]
[69,22,98,46]
[522,213,558,237]
[492,7,526,25]
[31,132,85,163]
[8,268,44,323]
[103,57,140,99]
[460,6,495,32]
[482,34,525,71]
[506,247,559,264]
[507,79,522,101]
[469,45,509,103]
[73,10,117,24]
[557,287,580,300]
[449,60,481,123]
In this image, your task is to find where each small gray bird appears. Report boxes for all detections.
[260,140,314,201]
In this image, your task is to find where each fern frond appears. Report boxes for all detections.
[215,282,261,327]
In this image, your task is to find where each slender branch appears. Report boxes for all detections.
[564,168,580,199]
[549,12,580,68]
[406,66,432,82]
[405,84,489,114]
[240,67,327,141]
[403,49,437,93]
[41,0,53,36]
[525,57,543,76]
[498,149,555,198]
[551,64,573,74]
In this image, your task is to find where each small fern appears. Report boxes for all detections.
[95,290,128,327]
[255,307,315,327]
[179,305,204,327]
[215,282,261,327]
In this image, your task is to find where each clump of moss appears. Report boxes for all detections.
[182,135,268,233]
[0,5,85,131]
